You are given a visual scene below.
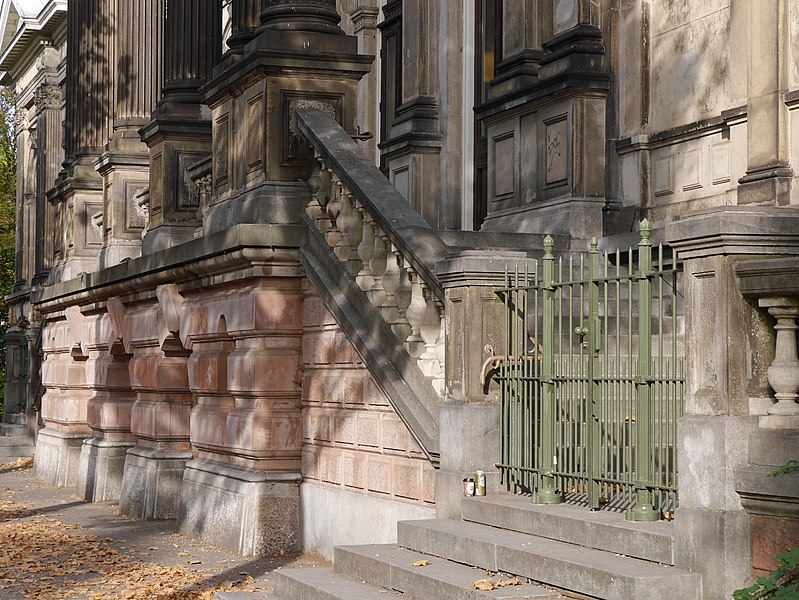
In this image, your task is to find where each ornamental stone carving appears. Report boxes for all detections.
[34,83,61,111]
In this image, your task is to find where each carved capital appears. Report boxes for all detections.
[34,83,61,111]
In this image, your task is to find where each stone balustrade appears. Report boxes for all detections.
[760,297,799,426]
[297,108,450,400]
[305,151,446,396]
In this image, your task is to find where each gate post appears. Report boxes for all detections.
[628,219,659,521]
[533,235,562,504]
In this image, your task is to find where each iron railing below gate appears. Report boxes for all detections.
[494,221,684,520]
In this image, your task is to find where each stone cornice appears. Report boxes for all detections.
[32,223,307,312]
[0,0,65,76]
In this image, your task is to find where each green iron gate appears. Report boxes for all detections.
[495,220,683,521]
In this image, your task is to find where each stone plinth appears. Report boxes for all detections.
[76,437,136,502]
[119,447,191,520]
[178,460,301,556]
[34,429,88,488]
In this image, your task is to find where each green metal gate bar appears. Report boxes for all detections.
[495,221,684,520]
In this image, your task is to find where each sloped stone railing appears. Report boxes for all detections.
[297,108,449,463]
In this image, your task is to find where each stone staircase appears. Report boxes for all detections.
[220,494,701,600]
[0,417,35,461]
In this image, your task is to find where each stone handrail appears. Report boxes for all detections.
[297,109,448,398]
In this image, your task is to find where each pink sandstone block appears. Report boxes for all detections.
[301,447,319,480]
[356,412,381,449]
[253,290,303,331]
[366,456,392,495]
[393,457,423,501]
[333,414,356,446]
[381,413,411,453]
[341,451,366,489]
[319,447,342,484]
[302,296,323,328]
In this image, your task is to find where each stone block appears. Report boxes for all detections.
[675,506,751,599]
[76,437,136,502]
[301,447,319,481]
[34,428,87,488]
[300,481,435,560]
[392,458,422,501]
[319,447,341,484]
[356,412,381,449]
[748,428,799,467]
[178,460,301,556]
[333,414,356,446]
[677,415,758,511]
[366,455,392,495]
[340,451,366,490]
[381,413,410,452]
[119,446,191,519]
[302,296,323,328]
[751,515,799,573]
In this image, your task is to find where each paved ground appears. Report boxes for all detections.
[0,457,324,599]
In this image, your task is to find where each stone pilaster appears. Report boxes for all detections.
[738,0,793,205]
[49,0,114,282]
[140,0,222,254]
[95,0,163,268]
[35,317,92,488]
[119,319,193,519]
[177,282,304,555]
[75,311,137,502]
[666,206,799,598]
[33,81,63,284]
[350,2,380,162]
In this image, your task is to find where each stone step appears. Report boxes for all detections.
[0,434,34,446]
[214,593,279,599]
[0,446,35,459]
[461,495,675,565]
[397,519,701,600]
[273,567,401,600]
[0,423,28,436]
[334,544,565,600]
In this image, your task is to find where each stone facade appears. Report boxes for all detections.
[0,0,797,597]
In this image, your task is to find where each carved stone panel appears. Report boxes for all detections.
[282,93,342,166]
[150,153,163,217]
[177,152,207,210]
[247,94,264,172]
[84,202,103,248]
[125,180,149,232]
[214,115,230,187]
[544,117,568,186]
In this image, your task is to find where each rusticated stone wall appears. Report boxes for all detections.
[300,291,435,507]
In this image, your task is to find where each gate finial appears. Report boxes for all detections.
[640,218,651,241]
[543,235,554,258]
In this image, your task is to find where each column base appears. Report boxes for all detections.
[177,459,301,556]
[34,429,88,488]
[119,446,191,519]
[76,438,136,502]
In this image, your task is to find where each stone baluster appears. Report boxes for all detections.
[760,297,799,419]
[405,271,426,358]
[345,195,363,276]
[418,290,442,378]
[391,247,412,341]
[380,236,401,324]
[355,209,375,292]
[368,231,388,307]
[333,185,354,262]
[324,176,344,249]
[433,313,446,394]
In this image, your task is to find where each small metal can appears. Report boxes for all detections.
[475,471,486,496]
[463,477,475,497]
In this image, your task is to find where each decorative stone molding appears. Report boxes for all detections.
[156,284,185,338]
[64,305,86,357]
[33,83,61,111]
[759,297,799,423]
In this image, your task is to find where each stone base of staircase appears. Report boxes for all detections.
[0,423,35,461]
[216,493,703,600]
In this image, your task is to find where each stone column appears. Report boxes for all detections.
[738,0,793,205]
[33,81,63,284]
[95,0,163,268]
[48,0,114,282]
[227,0,263,54]
[140,0,222,254]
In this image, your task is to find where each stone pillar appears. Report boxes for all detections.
[350,1,380,162]
[119,315,193,519]
[140,0,222,254]
[48,0,114,281]
[76,310,137,502]
[666,206,799,598]
[380,0,444,227]
[738,0,793,205]
[200,0,370,236]
[33,80,63,284]
[95,0,163,268]
[433,251,529,518]
[227,0,263,54]
[177,281,304,555]
[35,317,92,488]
